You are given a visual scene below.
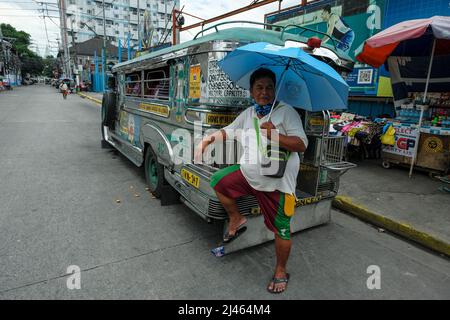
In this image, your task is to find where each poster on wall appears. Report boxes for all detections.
[265,0,386,58]
[265,0,391,97]
[382,124,418,158]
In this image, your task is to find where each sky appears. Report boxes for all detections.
[0,0,302,57]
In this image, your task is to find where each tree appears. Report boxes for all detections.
[0,23,44,77]
[42,55,57,78]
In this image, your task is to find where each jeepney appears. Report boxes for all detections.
[102,22,355,254]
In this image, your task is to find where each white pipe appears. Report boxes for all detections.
[408,38,436,178]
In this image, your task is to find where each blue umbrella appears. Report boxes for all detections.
[218,42,349,112]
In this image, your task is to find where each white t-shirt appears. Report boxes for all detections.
[223,102,308,194]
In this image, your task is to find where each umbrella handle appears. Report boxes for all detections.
[267,61,290,121]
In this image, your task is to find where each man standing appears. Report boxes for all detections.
[321,4,355,53]
[195,68,308,294]
[59,81,69,99]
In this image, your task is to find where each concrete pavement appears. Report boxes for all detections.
[334,159,450,257]
[0,85,448,299]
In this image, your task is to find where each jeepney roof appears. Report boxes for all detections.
[112,26,352,72]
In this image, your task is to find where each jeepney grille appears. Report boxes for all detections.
[322,136,346,165]
[208,196,260,219]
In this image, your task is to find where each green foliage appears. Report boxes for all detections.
[1,23,45,76]
[42,56,57,78]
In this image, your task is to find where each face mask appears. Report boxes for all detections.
[253,100,273,117]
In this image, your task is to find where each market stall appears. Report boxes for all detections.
[328,112,387,161]
[381,91,450,174]
[356,16,450,177]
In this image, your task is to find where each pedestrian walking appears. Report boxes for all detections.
[59,82,69,99]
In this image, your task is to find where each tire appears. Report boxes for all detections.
[144,146,165,198]
[382,161,391,169]
[101,92,117,127]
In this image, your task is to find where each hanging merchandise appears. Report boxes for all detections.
[380,125,396,146]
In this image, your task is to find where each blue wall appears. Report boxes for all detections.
[348,100,395,119]
[384,0,450,28]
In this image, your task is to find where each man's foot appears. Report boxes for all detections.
[223,218,247,243]
[267,273,290,294]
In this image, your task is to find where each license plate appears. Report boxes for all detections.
[206,113,236,126]
[181,169,200,188]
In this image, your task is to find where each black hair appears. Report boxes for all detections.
[323,4,332,13]
[250,68,276,88]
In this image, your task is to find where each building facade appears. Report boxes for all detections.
[64,0,180,48]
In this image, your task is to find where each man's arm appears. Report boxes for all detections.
[277,134,307,153]
[194,129,227,163]
[260,123,306,153]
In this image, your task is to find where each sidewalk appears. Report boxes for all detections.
[77,91,102,105]
[333,159,450,256]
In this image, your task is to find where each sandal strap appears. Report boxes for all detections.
[272,277,289,284]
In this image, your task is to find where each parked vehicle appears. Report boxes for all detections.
[101,22,355,253]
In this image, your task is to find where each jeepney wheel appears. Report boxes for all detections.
[101,92,116,127]
[382,161,391,169]
[145,146,164,198]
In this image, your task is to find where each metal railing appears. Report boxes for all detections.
[193,20,339,51]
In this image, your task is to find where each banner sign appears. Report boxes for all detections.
[382,124,418,158]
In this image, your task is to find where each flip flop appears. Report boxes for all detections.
[437,176,450,184]
[267,273,290,294]
[438,186,450,193]
[223,220,247,243]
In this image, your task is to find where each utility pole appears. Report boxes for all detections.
[102,0,107,92]
[137,0,140,50]
[165,0,167,44]
[58,0,71,78]
[70,18,79,89]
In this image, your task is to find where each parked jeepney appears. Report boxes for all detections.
[102,22,355,254]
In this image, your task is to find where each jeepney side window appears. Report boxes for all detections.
[143,66,170,100]
[125,72,141,97]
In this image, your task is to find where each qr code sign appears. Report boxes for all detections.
[357,69,373,84]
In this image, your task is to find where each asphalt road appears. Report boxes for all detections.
[0,85,449,300]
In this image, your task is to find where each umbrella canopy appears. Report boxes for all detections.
[356,16,450,67]
[218,42,349,112]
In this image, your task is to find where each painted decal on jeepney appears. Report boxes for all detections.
[207,59,249,99]
[119,111,141,147]
[139,103,170,117]
[175,62,185,123]
[296,196,322,207]
[119,110,129,137]
[189,64,201,99]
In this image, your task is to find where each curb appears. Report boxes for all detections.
[332,195,450,257]
[77,92,102,105]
